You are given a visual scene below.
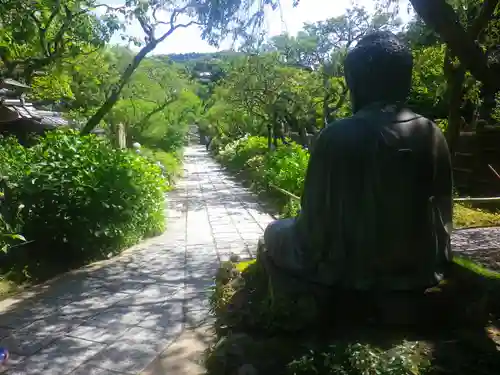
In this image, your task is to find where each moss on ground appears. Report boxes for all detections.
[0,279,14,298]
[0,277,26,300]
[454,203,500,228]
[207,257,500,375]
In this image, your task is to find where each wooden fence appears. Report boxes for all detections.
[453,126,500,196]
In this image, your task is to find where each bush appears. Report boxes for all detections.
[0,130,167,280]
[216,136,308,216]
[140,146,182,189]
[217,135,269,170]
[218,137,309,195]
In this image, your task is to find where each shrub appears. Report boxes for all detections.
[208,135,233,154]
[140,146,182,189]
[0,130,166,280]
[217,135,269,170]
[216,136,309,215]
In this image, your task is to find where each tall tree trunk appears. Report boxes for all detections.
[273,120,279,148]
[80,41,158,135]
[478,58,499,124]
[322,73,331,127]
[443,50,466,157]
[409,0,499,89]
[298,126,308,147]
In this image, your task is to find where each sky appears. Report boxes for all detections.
[105,0,413,55]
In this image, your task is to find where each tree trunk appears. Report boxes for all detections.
[322,73,331,127]
[273,122,279,148]
[478,59,499,124]
[298,126,308,147]
[267,124,272,151]
[80,41,158,135]
[409,0,499,89]
[443,50,466,157]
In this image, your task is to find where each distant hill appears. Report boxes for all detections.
[164,51,242,63]
[159,51,242,85]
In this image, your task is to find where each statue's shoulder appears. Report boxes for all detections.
[320,117,360,138]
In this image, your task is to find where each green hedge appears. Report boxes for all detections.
[0,130,167,281]
[216,136,309,216]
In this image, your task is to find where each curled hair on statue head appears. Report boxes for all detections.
[344,31,413,112]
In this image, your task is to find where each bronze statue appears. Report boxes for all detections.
[262,31,453,291]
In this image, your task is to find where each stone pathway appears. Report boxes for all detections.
[0,145,273,375]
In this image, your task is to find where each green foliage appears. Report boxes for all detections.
[218,136,269,171]
[140,147,182,189]
[493,92,500,123]
[0,130,166,280]
[217,136,308,214]
[409,44,448,118]
[287,342,430,375]
[0,0,119,81]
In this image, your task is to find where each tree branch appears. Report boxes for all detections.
[156,20,200,43]
[409,0,499,88]
[468,0,499,39]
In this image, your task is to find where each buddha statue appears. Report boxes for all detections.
[261,31,453,291]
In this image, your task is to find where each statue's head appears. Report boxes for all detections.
[344,31,413,113]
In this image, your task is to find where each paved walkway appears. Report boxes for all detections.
[0,145,273,375]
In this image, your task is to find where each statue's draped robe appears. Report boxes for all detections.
[264,105,453,290]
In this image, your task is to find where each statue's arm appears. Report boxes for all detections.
[432,124,453,230]
[295,127,338,251]
[431,124,453,262]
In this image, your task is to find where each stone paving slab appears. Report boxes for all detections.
[0,145,273,374]
[140,323,213,375]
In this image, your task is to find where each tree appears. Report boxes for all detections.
[398,0,498,153]
[101,55,202,151]
[211,53,324,147]
[80,0,287,134]
[0,0,119,83]
[384,0,499,89]
[408,44,448,119]
[303,6,400,124]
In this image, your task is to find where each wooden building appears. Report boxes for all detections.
[0,79,69,145]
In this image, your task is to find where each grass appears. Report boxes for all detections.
[237,257,500,279]
[453,203,500,228]
[453,256,500,279]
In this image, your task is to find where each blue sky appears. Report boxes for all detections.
[105,0,413,55]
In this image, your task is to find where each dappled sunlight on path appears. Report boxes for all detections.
[0,145,273,375]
